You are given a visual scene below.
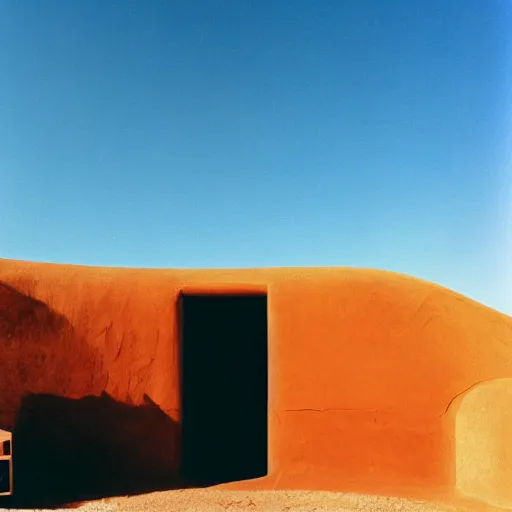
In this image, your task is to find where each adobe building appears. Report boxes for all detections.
[0,257,511,508]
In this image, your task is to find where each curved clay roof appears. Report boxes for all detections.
[1,257,511,420]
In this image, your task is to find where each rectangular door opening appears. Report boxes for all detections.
[178,293,268,485]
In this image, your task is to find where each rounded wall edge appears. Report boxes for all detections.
[266,284,279,479]
[451,378,512,509]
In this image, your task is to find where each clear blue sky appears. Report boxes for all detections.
[1,1,511,314]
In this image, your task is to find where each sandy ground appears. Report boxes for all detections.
[1,489,506,512]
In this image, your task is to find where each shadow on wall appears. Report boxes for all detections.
[0,280,106,430]
[0,281,68,336]
[0,280,183,507]
[3,392,181,508]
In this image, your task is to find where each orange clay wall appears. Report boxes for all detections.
[1,258,512,502]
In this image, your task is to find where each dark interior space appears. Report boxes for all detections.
[179,293,268,485]
[1,392,181,508]
[2,440,11,456]
[0,460,9,494]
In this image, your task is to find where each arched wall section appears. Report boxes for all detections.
[264,276,512,494]
[453,378,512,509]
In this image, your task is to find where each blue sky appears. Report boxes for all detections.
[1,1,511,314]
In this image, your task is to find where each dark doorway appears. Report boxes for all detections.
[179,293,268,485]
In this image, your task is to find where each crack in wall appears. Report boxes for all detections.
[440,378,507,416]
[284,408,382,413]
[283,379,508,419]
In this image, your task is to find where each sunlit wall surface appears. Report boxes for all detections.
[455,379,512,508]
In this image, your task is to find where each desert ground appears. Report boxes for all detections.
[0,489,505,512]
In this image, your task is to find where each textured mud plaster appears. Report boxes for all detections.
[454,378,512,509]
[1,258,512,505]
